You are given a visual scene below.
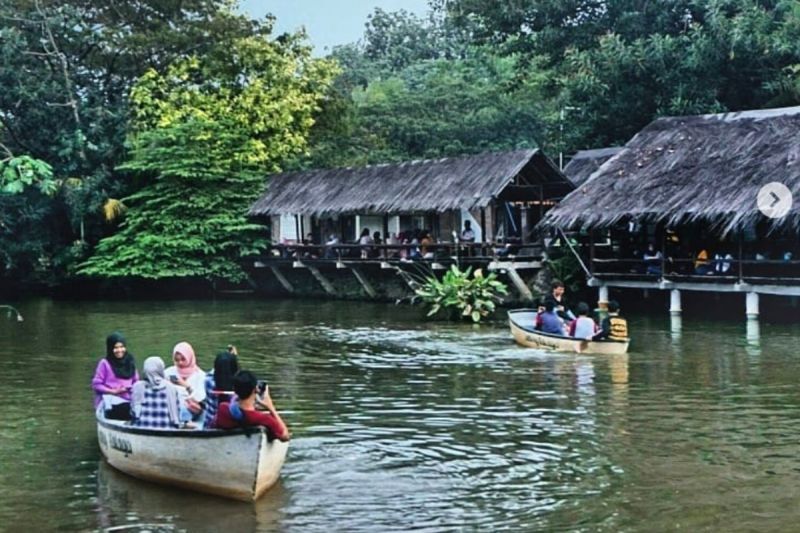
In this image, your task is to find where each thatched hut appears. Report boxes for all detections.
[562,146,622,186]
[541,106,800,314]
[543,106,800,235]
[250,149,573,245]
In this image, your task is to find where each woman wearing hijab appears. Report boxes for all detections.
[203,346,240,427]
[165,341,207,427]
[131,356,181,428]
[91,332,139,420]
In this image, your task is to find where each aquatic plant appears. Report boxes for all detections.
[414,265,508,323]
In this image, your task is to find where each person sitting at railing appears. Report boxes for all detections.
[386,232,400,258]
[642,243,663,276]
[694,248,712,275]
[359,228,374,259]
[324,234,340,259]
[420,230,434,259]
[460,221,475,243]
[714,253,734,275]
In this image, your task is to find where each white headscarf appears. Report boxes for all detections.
[132,356,180,426]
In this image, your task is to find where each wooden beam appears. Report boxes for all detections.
[349,266,377,298]
[269,266,294,294]
[307,265,336,296]
[504,266,534,302]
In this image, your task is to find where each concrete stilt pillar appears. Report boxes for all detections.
[669,289,682,316]
[746,292,759,320]
[598,286,609,308]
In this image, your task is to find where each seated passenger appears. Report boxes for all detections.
[540,300,567,336]
[642,244,663,276]
[204,346,240,427]
[570,302,597,340]
[165,342,207,428]
[212,371,290,442]
[131,356,181,429]
[92,332,138,420]
[593,300,629,341]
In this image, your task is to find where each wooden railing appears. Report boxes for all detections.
[259,242,543,262]
[591,257,800,283]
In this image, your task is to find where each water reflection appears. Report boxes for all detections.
[96,461,288,532]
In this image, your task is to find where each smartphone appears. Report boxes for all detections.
[169,375,179,384]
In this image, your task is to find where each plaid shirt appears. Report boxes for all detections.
[132,388,179,429]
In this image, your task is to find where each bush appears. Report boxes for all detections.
[414,265,508,323]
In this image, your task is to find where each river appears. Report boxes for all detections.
[1,298,799,531]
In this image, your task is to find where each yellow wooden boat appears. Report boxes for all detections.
[508,309,629,355]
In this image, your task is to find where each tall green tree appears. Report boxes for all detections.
[78,33,337,281]
[0,0,276,282]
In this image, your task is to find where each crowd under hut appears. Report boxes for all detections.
[249,149,575,262]
[542,106,800,285]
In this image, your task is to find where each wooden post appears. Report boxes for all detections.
[738,231,744,282]
[505,266,534,302]
[269,266,294,294]
[350,266,377,299]
[520,205,529,244]
[480,207,487,256]
[294,214,300,242]
[589,230,595,276]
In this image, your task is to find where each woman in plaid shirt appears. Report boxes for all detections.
[131,356,181,429]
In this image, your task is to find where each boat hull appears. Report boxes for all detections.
[508,309,629,355]
[97,414,288,501]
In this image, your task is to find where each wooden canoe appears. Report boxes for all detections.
[96,410,288,501]
[508,309,630,355]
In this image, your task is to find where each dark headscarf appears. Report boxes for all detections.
[105,332,136,379]
[213,351,239,391]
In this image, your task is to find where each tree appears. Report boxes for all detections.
[78,33,337,282]
[0,0,276,283]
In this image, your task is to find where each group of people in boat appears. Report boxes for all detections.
[91,332,290,441]
[533,280,629,341]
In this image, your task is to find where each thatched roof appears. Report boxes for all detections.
[563,147,622,186]
[249,149,574,216]
[542,106,800,235]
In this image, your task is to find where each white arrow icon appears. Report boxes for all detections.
[757,182,792,219]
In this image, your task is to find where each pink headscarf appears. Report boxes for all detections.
[172,341,199,379]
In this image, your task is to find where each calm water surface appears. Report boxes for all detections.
[1,298,800,532]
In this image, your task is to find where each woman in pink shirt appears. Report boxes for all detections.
[91,332,139,420]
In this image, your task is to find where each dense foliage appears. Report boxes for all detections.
[415,266,509,323]
[3,0,800,287]
[78,35,337,281]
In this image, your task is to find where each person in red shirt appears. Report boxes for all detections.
[212,370,290,442]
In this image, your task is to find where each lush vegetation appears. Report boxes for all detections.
[2,0,800,286]
[415,266,509,323]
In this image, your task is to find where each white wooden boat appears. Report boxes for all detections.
[508,309,630,355]
[96,410,289,501]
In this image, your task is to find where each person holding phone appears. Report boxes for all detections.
[211,370,290,441]
[164,341,207,428]
[91,332,139,420]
